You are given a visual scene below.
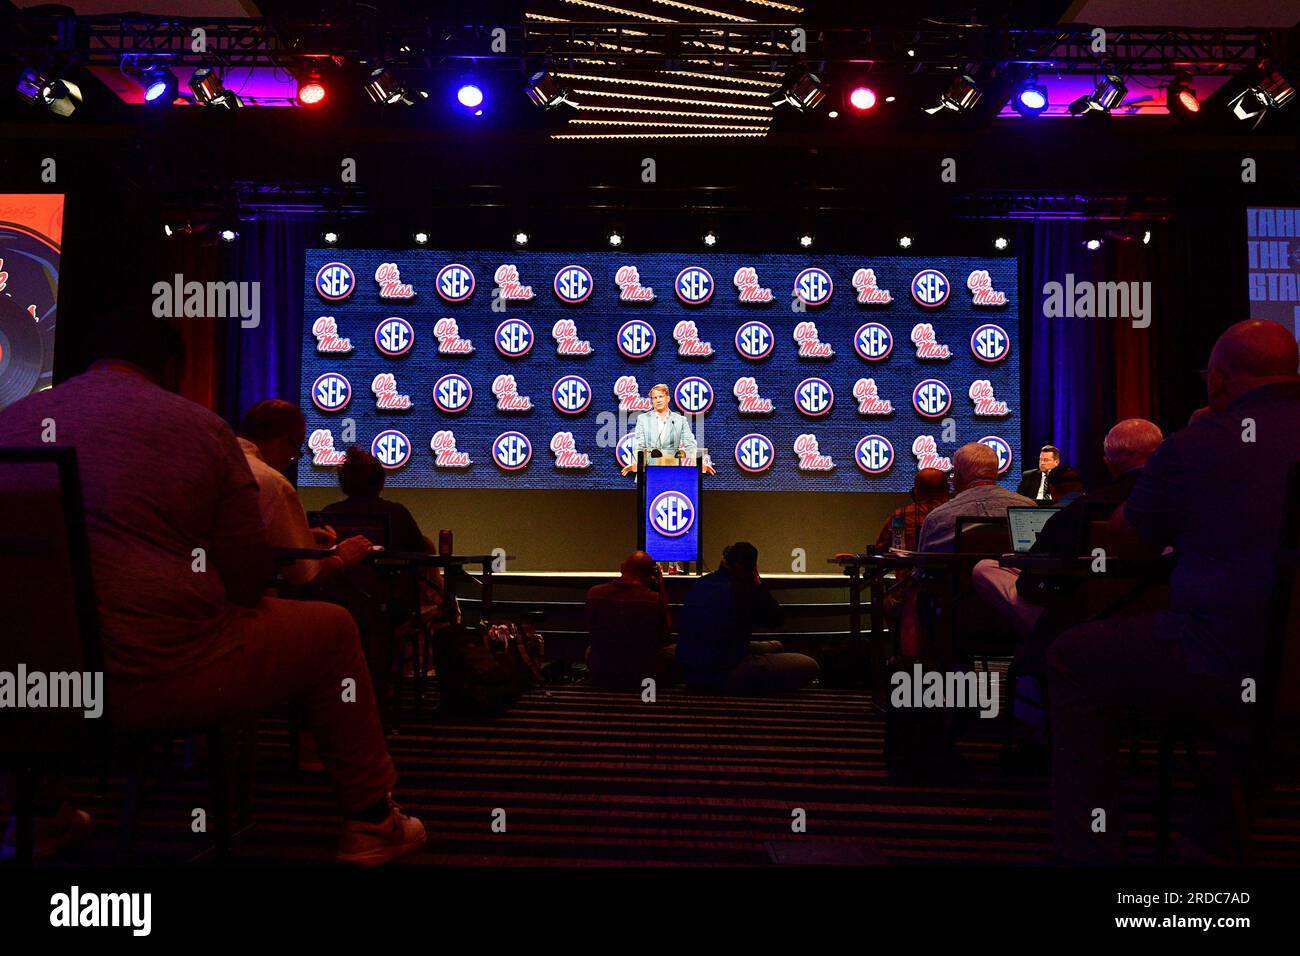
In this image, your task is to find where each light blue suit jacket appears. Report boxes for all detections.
[633,411,698,460]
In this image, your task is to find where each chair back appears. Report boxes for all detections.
[1265,462,1300,724]
[0,448,108,759]
[308,509,392,549]
[951,515,1016,654]
[954,515,1009,555]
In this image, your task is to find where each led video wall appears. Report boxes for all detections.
[0,194,62,409]
[299,249,1020,492]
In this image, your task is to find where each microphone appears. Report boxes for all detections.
[649,448,663,459]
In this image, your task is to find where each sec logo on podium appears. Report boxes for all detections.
[649,490,696,537]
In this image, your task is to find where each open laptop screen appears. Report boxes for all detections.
[1007,507,1058,553]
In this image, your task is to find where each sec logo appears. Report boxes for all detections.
[616,433,637,469]
[371,429,411,469]
[649,490,695,538]
[315,262,355,301]
[794,377,834,417]
[435,263,475,303]
[971,323,1010,363]
[494,319,534,358]
[492,431,533,471]
[911,269,950,308]
[735,433,775,473]
[311,372,351,413]
[675,267,714,305]
[374,317,414,357]
[617,319,656,359]
[793,268,834,307]
[735,320,774,360]
[552,375,592,414]
[674,376,714,414]
[912,379,952,418]
[854,322,893,361]
[554,265,593,304]
[433,373,473,413]
[855,435,895,475]
[978,435,1013,475]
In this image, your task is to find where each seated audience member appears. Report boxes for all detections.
[676,543,819,694]
[1017,445,1064,501]
[324,447,430,553]
[237,400,372,588]
[973,418,1163,640]
[917,443,1036,554]
[585,551,675,689]
[0,317,424,864]
[869,468,950,623]
[1044,466,1085,505]
[1048,319,1300,864]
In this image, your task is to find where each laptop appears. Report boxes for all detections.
[1007,506,1058,553]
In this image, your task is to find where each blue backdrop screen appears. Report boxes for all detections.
[299,250,1020,492]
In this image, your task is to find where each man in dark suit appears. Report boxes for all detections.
[1017,445,1063,501]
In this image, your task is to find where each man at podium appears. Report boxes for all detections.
[622,383,716,475]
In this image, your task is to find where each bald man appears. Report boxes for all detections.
[585,551,675,689]
[1048,319,1300,864]
[917,443,1036,553]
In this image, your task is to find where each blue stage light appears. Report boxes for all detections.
[456,84,484,109]
[139,65,178,106]
[1013,82,1048,116]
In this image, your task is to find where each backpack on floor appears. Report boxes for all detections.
[434,622,543,716]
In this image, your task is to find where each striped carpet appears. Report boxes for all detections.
[41,683,1300,866]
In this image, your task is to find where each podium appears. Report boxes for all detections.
[635,451,704,567]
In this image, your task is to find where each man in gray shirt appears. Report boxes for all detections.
[918,442,1036,552]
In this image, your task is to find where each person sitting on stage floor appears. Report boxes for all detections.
[585,551,676,690]
[0,316,424,865]
[675,542,819,694]
[1017,445,1065,501]
[1048,319,1300,864]
[237,400,372,589]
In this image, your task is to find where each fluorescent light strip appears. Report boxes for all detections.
[571,87,774,109]
[565,39,664,55]
[741,0,804,10]
[560,0,677,22]
[657,70,781,88]
[555,71,770,97]
[570,118,771,129]
[552,130,768,139]
[650,0,755,21]
[525,13,569,21]
[576,104,769,120]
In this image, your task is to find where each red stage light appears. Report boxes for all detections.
[298,78,327,106]
[1176,88,1200,113]
[849,86,877,111]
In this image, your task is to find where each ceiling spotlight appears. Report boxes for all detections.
[17,71,84,117]
[906,49,916,58]
[219,228,238,242]
[1166,74,1199,115]
[1228,67,1295,125]
[364,66,422,106]
[1013,78,1048,117]
[897,235,913,249]
[849,86,877,111]
[1085,238,1102,251]
[925,75,982,114]
[884,95,897,103]
[190,67,242,109]
[608,230,623,248]
[827,110,839,118]
[703,231,718,247]
[297,72,327,107]
[139,64,178,106]
[457,83,484,110]
[1068,74,1127,115]
[993,236,1009,250]
[413,231,429,245]
[799,234,814,248]
[525,69,577,110]
[771,71,827,112]
[514,231,529,247]
[323,231,339,244]
[1142,230,1152,245]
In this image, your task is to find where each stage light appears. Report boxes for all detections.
[1228,68,1295,124]
[849,86,877,111]
[1068,74,1127,115]
[514,231,530,247]
[525,70,577,110]
[608,230,624,248]
[1085,238,1102,251]
[897,235,913,249]
[906,49,915,58]
[190,68,242,109]
[364,66,423,106]
[323,231,339,244]
[770,72,827,112]
[1166,74,1199,115]
[1142,230,1152,244]
[140,65,178,106]
[993,236,1009,250]
[925,75,982,115]
[414,231,429,245]
[18,71,83,117]
[884,95,896,103]
[457,83,485,111]
[163,224,174,237]
[703,231,718,247]
[297,73,327,107]
[799,234,814,248]
[827,110,839,118]
[1013,79,1048,117]
[219,228,238,242]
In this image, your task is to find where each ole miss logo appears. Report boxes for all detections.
[315,262,355,301]
[793,267,833,307]
[552,375,592,414]
[912,379,952,418]
[374,317,414,357]
[674,376,714,415]
[855,435,895,475]
[911,269,950,308]
[735,433,775,474]
[675,267,714,305]
[794,377,834,417]
[492,431,533,471]
[494,319,534,358]
[979,435,1013,475]
[311,373,351,413]
[971,323,1010,363]
[854,322,893,361]
[617,319,656,359]
[435,264,475,303]
[649,490,695,538]
[735,320,774,360]
[433,373,473,413]
[616,433,638,469]
[554,265,593,304]
[371,430,412,469]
